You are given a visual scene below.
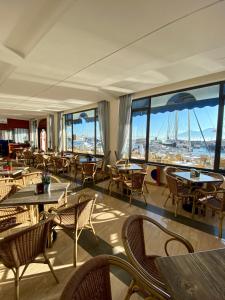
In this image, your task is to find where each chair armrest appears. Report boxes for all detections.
[164,237,194,256]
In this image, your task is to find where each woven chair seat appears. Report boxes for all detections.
[53,214,74,228]
[199,195,221,210]
[51,193,97,267]
[0,207,28,219]
[0,217,19,233]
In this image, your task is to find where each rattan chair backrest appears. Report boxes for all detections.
[165,174,179,196]
[22,171,42,186]
[164,166,179,176]
[131,173,145,189]
[60,254,170,300]
[122,215,194,291]
[82,163,97,176]
[0,218,52,268]
[55,194,97,229]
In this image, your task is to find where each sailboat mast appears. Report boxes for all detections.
[167,116,169,140]
[188,110,190,144]
[175,111,178,141]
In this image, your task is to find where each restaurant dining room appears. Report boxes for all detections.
[1,1,225,299]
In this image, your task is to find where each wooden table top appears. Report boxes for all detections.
[79,157,102,163]
[116,163,143,171]
[173,171,223,184]
[0,182,69,206]
[156,248,225,300]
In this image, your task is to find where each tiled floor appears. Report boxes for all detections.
[0,177,225,300]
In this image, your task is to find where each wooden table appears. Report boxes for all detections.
[156,248,225,300]
[116,163,143,171]
[173,171,223,184]
[0,182,69,223]
[79,157,102,164]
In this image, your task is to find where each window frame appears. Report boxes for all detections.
[64,108,103,157]
[129,81,225,172]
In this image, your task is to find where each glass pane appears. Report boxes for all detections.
[65,113,73,120]
[96,116,103,155]
[131,110,147,160]
[220,91,225,169]
[149,84,220,169]
[14,128,29,143]
[73,110,95,154]
[65,120,72,151]
[132,98,149,110]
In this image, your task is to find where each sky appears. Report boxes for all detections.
[132,105,220,141]
[66,104,221,142]
[66,119,101,139]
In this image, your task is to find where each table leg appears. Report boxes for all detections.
[28,205,39,224]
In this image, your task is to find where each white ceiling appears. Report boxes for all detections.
[0,0,225,119]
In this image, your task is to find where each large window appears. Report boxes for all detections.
[220,83,225,169]
[64,109,103,155]
[65,114,72,151]
[0,128,29,143]
[130,83,225,170]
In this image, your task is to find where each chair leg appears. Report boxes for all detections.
[143,193,147,206]
[43,253,59,283]
[174,198,178,217]
[15,267,20,300]
[191,198,196,219]
[19,264,29,280]
[129,192,132,206]
[218,214,224,238]
[144,182,149,193]
[90,222,98,242]
[163,193,171,207]
[73,231,78,267]
[124,279,137,300]
[107,180,111,191]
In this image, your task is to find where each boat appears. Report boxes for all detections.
[162,139,176,147]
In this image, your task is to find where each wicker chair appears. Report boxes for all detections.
[21,171,42,186]
[81,163,97,186]
[54,157,69,174]
[34,154,46,169]
[0,184,29,231]
[138,163,149,193]
[192,188,225,237]
[107,164,124,195]
[122,215,194,299]
[51,193,98,267]
[164,174,193,216]
[23,150,34,166]
[74,156,82,181]
[162,166,180,197]
[205,172,224,191]
[96,151,111,179]
[0,218,59,300]
[124,173,147,206]
[60,254,169,300]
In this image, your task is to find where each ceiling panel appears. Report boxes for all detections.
[0,0,224,119]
